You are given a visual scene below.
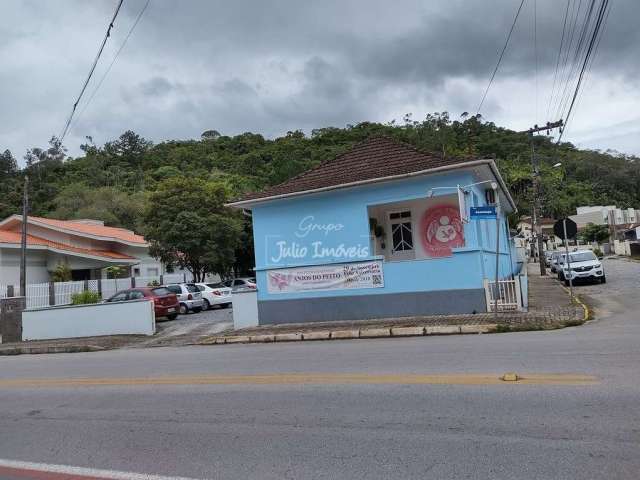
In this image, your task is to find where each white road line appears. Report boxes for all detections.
[0,459,201,480]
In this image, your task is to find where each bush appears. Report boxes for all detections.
[71,290,101,305]
[147,280,160,287]
[51,263,72,282]
[593,247,604,258]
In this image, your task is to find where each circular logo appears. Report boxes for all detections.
[421,205,465,257]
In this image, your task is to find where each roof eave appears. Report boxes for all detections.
[227,159,517,212]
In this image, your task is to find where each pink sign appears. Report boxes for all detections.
[420,204,465,257]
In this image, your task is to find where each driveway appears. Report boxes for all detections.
[133,305,234,348]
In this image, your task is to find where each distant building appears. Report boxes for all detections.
[0,216,164,285]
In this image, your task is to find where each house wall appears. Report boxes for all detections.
[251,169,514,323]
[0,248,49,286]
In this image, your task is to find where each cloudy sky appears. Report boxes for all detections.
[2,0,638,160]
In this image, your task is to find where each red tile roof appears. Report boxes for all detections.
[0,230,136,260]
[28,216,146,244]
[232,136,479,204]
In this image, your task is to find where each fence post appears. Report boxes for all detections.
[483,279,491,313]
[83,279,89,292]
[97,278,102,296]
[183,273,187,283]
[131,277,136,288]
[514,276,523,311]
[48,282,55,306]
[7,285,14,297]
[160,274,164,285]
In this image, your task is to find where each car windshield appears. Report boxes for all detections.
[185,284,199,293]
[207,283,223,288]
[152,287,171,296]
[249,278,256,283]
[570,251,597,262]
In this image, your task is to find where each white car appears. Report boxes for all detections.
[195,283,232,310]
[165,283,205,314]
[557,250,606,285]
[222,277,257,292]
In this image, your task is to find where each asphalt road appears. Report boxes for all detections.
[0,257,638,479]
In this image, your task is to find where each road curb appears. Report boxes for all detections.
[200,324,499,346]
[559,284,591,322]
[0,345,106,356]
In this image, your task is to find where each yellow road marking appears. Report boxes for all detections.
[0,373,598,387]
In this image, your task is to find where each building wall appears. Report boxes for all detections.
[0,248,49,286]
[250,169,514,323]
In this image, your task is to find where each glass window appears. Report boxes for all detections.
[234,279,245,286]
[196,285,205,291]
[390,211,413,252]
[152,287,171,296]
[166,285,181,294]
[129,290,145,300]
[185,284,199,293]
[109,291,129,302]
[569,251,597,262]
[207,283,224,288]
[133,268,141,277]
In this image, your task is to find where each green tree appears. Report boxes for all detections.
[143,177,242,281]
[579,223,610,243]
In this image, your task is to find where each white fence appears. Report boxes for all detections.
[484,277,524,312]
[1,272,196,309]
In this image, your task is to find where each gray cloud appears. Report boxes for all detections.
[1,0,639,160]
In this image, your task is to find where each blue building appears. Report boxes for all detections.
[229,136,518,325]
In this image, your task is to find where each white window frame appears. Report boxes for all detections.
[386,210,415,261]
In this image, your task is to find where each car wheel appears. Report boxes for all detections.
[564,279,570,286]
[222,302,231,309]
[202,299,210,311]
[193,307,203,313]
[601,275,606,284]
[558,272,564,281]
[167,313,178,320]
[179,303,189,315]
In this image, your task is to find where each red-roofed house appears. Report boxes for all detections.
[0,215,163,284]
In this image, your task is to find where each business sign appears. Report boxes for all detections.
[420,205,465,257]
[267,260,384,294]
[470,206,497,220]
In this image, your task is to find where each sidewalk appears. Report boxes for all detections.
[199,267,587,345]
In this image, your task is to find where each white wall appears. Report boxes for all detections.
[22,299,155,340]
[0,249,49,286]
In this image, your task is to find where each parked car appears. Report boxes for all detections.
[104,287,179,320]
[557,249,606,285]
[549,251,562,273]
[222,277,257,292]
[165,283,204,314]
[195,283,232,310]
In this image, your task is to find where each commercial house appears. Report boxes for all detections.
[0,215,163,285]
[229,136,518,324]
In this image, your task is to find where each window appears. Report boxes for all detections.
[166,285,181,294]
[152,287,171,296]
[234,279,245,286]
[196,285,205,291]
[185,284,199,293]
[109,292,129,302]
[129,290,145,300]
[133,268,141,277]
[389,211,413,252]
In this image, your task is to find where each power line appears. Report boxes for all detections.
[476,0,526,115]
[70,0,151,135]
[534,0,538,124]
[59,0,125,142]
[546,0,570,122]
[557,0,610,143]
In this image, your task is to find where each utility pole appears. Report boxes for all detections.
[524,120,563,276]
[20,176,29,297]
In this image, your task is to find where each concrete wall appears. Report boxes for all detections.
[0,249,49,286]
[22,299,155,341]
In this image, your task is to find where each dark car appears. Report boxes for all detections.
[105,287,180,320]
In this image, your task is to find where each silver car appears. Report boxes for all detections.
[165,283,204,314]
[222,277,257,292]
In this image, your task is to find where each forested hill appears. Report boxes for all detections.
[1,112,639,232]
